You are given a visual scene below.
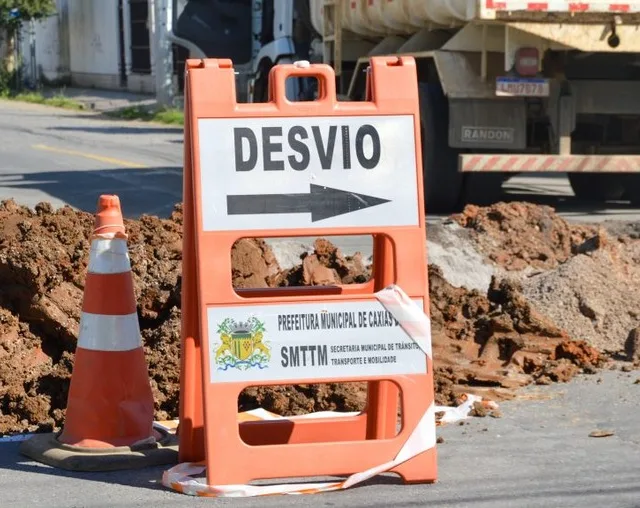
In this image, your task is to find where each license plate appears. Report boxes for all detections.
[496,77,550,97]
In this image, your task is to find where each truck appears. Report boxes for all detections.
[169,0,640,212]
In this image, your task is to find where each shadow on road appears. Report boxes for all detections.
[0,167,183,219]
[466,173,639,222]
[0,441,169,493]
[2,435,640,505]
[0,167,638,223]
[0,439,406,497]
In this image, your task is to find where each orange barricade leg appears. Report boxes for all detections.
[366,233,401,441]
[20,195,178,471]
[178,84,206,463]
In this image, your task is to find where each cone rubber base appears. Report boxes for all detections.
[19,427,178,472]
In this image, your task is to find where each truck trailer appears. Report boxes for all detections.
[169,0,640,211]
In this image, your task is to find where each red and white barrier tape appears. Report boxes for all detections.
[161,284,436,498]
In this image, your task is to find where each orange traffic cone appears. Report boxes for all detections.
[20,195,177,470]
[59,195,155,447]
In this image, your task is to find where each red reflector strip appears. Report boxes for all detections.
[609,4,631,11]
[460,154,640,173]
[486,1,635,12]
[568,2,589,11]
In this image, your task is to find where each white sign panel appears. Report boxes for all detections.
[495,77,550,97]
[197,115,420,232]
[207,300,428,384]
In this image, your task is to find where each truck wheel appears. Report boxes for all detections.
[461,173,507,206]
[568,173,626,202]
[622,174,640,205]
[418,82,463,213]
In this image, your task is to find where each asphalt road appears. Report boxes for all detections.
[1,99,640,261]
[2,370,639,508]
[1,100,640,507]
[0,100,183,219]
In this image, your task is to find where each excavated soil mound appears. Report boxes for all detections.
[428,265,602,404]
[0,199,185,432]
[0,204,372,433]
[451,201,640,357]
[0,199,630,435]
[521,232,640,355]
[452,202,596,271]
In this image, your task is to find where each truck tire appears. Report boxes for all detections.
[622,174,640,205]
[418,82,463,213]
[461,172,507,206]
[568,173,626,202]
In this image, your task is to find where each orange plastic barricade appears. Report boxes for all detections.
[164,56,437,497]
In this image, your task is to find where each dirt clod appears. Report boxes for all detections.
[589,430,615,438]
[469,401,488,417]
[231,238,282,288]
[625,328,640,362]
[0,204,374,435]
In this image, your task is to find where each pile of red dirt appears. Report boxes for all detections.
[0,201,373,433]
[428,265,603,404]
[451,201,640,358]
[0,199,628,435]
[238,262,606,413]
[0,199,185,432]
[452,201,597,271]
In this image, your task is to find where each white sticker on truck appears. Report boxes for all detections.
[496,77,550,97]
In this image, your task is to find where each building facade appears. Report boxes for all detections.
[17,0,185,93]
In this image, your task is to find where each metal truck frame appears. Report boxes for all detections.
[170,0,640,211]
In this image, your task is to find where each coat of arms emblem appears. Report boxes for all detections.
[214,317,271,371]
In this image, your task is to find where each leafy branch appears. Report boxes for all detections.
[0,0,56,30]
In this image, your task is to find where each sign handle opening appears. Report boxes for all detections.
[269,63,337,109]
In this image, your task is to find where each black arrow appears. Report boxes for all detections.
[226,184,391,222]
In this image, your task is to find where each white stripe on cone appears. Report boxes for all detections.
[77,312,142,352]
[88,238,132,275]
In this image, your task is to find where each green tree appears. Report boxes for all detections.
[0,0,56,90]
